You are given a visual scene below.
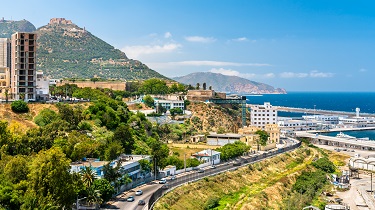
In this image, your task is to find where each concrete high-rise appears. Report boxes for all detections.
[0,38,11,68]
[11,32,37,100]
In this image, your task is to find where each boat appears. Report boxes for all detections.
[336,132,356,139]
[358,137,370,141]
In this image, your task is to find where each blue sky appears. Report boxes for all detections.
[2,0,375,91]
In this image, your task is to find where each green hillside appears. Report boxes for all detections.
[0,19,36,38]
[36,19,168,80]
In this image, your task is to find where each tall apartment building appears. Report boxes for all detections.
[11,32,37,100]
[0,38,11,100]
[249,102,278,128]
[0,38,11,68]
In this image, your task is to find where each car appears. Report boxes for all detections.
[135,190,143,196]
[138,200,146,205]
[127,196,135,202]
[197,168,204,173]
[210,165,216,169]
[169,175,176,180]
[159,178,167,184]
[233,161,241,166]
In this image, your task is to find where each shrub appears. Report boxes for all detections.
[11,100,29,113]
[204,197,220,210]
[312,157,336,173]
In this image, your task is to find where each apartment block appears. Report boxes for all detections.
[250,102,278,128]
[11,32,37,100]
[0,38,11,68]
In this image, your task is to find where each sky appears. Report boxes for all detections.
[1,0,375,92]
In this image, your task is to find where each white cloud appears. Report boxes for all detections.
[185,36,216,43]
[167,60,270,67]
[232,37,248,42]
[359,68,367,72]
[209,68,240,76]
[164,32,172,38]
[264,73,275,78]
[280,72,309,78]
[279,71,333,78]
[209,68,273,79]
[309,70,334,78]
[122,43,182,59]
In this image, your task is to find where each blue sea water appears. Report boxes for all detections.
[245,92,375,139]
[246,92,375,117]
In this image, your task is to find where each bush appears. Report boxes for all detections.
[312,157,336,173]
[11,100,29,113]
[204,197,220,210]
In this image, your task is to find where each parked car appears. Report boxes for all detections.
[127,196,135,202]
[169,175,176,180]
[210,165,216,169]
[135,190,143,196]
[138,200,146,205]
[197,168,204,173]
[233,161,241,166]
[159,178,167,184]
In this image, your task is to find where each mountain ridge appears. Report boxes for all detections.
[173,72,286,94]
[0,18,169,81]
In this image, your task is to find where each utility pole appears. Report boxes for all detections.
[184,153,186,172]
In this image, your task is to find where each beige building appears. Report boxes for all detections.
[190,134,205,143]
[0,67,10,100]
[238,124,280,151]
[11,32,37,100]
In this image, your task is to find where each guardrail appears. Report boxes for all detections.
[147,141,302,209]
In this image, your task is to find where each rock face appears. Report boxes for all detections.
[174,72,287,94]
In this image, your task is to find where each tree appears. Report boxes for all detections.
[80,166,96,188]
[25,148,75,208]
[255,130,269,146]
[170,108,183,116]
[203,83,207,90]
[11,100,29,113]
[113,124,134,154]
[139,79,169,94]
[138,159,151,174]
[149,138,169,175]
[209,86,212,90]
[92,179,115,203]
[196,83,200,90]
[90,77,99,84]
[143,95,154,108]
[157,104,167,114]
[34,108,59,127]
[4,155,29,184]
[312,157,336,173]
[104,141,124,161]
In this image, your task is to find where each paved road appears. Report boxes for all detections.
[102,182,163,210]
[102,142,301,210]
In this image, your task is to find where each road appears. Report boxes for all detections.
[102,142,301,210]
[102,181,163,210]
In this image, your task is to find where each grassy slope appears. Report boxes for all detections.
[155,145,349,210]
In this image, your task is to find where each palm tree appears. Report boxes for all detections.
[80,166,96,188]
[86,187,103,206]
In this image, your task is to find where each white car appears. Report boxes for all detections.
[127,196,135,202]
[159,178,167,184]
[135,190,143,196]
[169,175,176,180]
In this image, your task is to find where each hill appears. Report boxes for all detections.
[173,72,286,94]
[0,19,36,38]
[35,18,169,80]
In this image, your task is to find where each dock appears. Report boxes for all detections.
[296,131,375,150]
[276,106,375,117]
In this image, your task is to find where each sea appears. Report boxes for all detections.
[245,92,375,140]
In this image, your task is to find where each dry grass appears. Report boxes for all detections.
[155,146,318,210]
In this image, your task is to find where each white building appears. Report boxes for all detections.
[303,115,340,125]
[154,99,184,111]
[191,149,221,165]
[250,102,278,128]
[278,117,318,131]
[36,71,49,101]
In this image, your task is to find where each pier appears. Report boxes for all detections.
[275,106,375,117]
[296,131,375,150]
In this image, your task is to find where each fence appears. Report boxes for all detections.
[147,141,302,209]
